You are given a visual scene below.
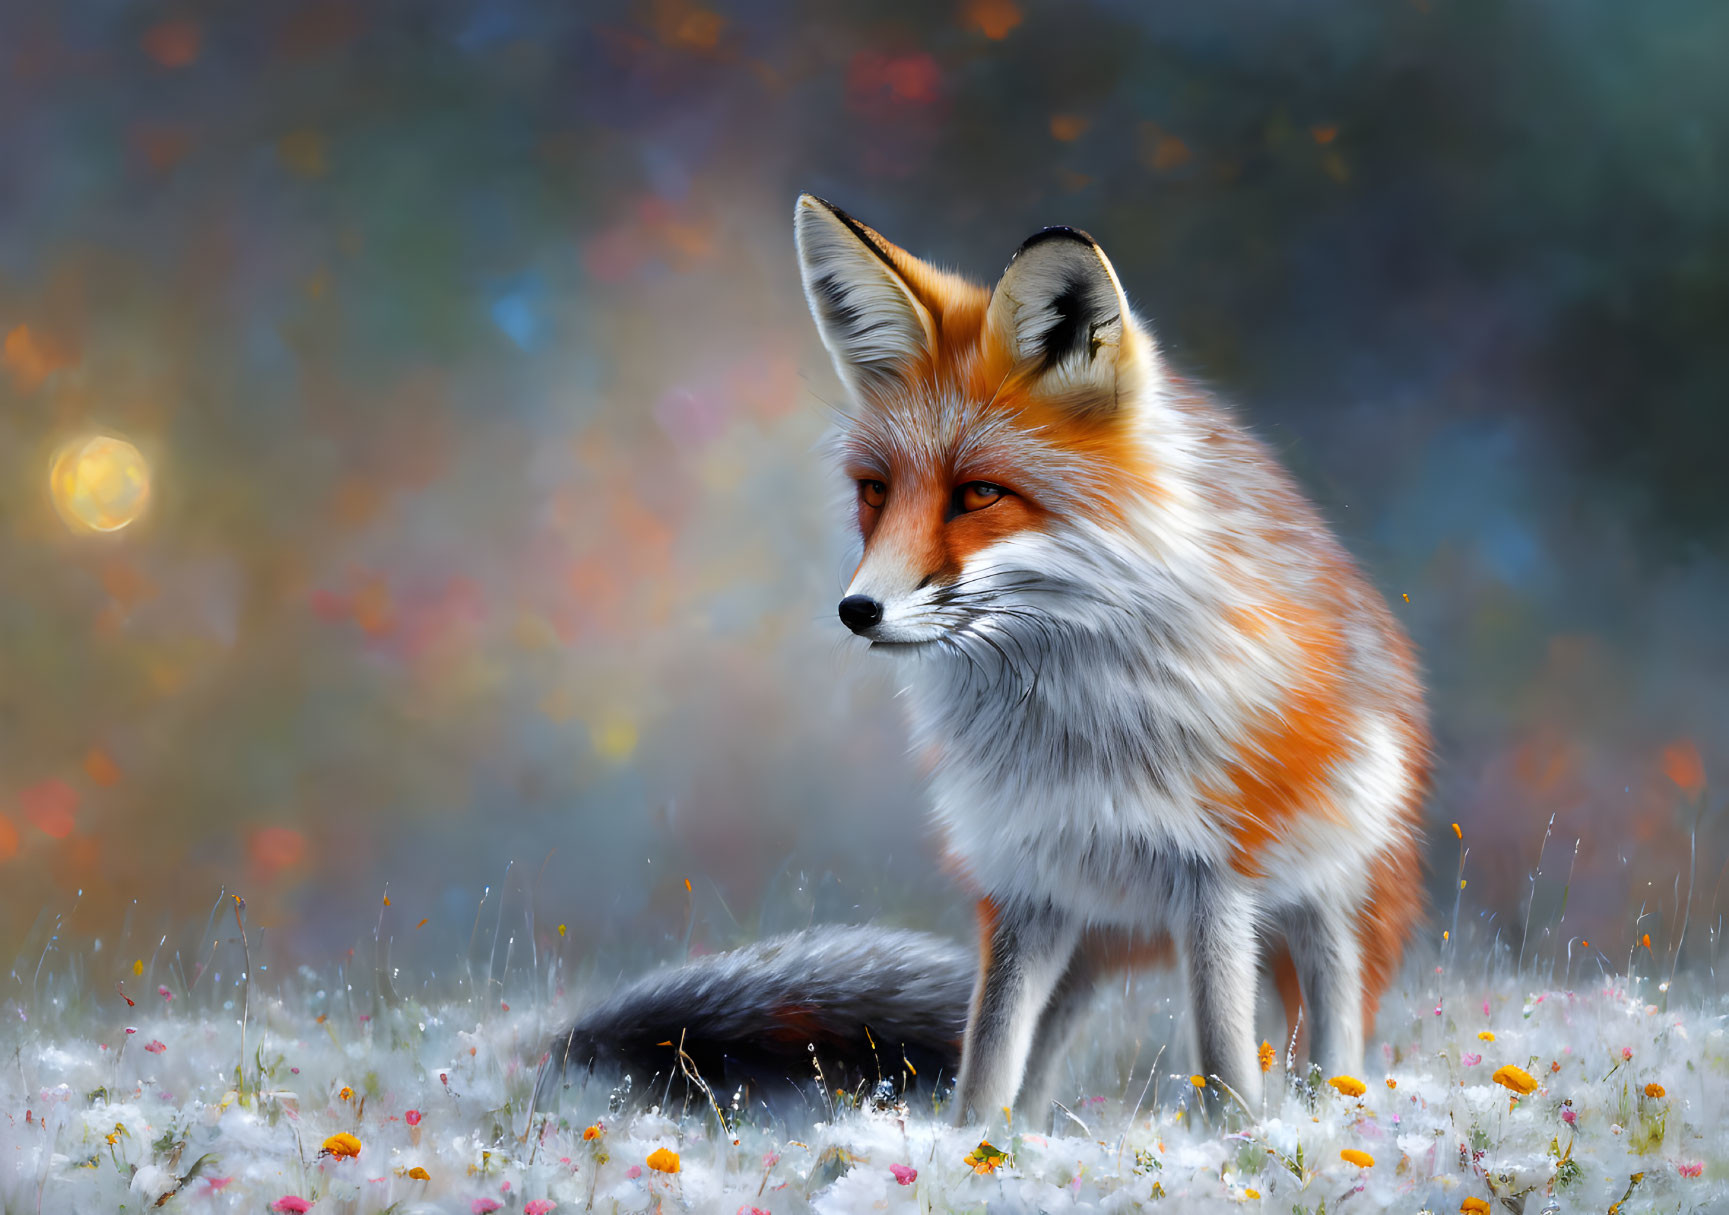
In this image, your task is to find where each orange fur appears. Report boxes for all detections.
[1203,597,1352,876]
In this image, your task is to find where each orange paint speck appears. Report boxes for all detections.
[0,815,19,861]
[250,825,307,875]
[3,325,71,393]
[83,747,123,787]
[142,20,202,68]
[20,780,78,839]
[1049,114,1089,142]
[1660,739,1705,796]
[962,0,1022,39]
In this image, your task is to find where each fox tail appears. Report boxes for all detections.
[542,926,973,1109]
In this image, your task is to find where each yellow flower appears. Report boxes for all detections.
[1190,1074,1207,1089]
[1258,1041,1275,1072]
[1385,1077,1397,1089]
[1245,1187,1261,1199]
[646,1147,680,1174]
[582,1123,604,1141]
[338,1085,354,1101]
[1491,1065,1537,1095]
[321,1132,362,1159]
[963,1140,1006,1174]
[1340,1148,1375,1168]
[407,1166,431,1180]
[1461,1199,1491,1214]
[1328,1075,1367,1098]
[1644,1082,1666,1098]
[1477,1031,1495,1042]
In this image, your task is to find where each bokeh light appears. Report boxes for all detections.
[48,434,151,534]
[0,0,1721,969]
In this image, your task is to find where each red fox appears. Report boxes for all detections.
[549,196,1428,1125]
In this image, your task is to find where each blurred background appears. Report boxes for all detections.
[1,0,1723,977]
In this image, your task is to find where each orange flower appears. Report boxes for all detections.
[321,1132,361,1159]
[582,1123,604,1141]
[1258,1041,1275,1072]
[1340,1148,1374,1168]
[338,1086,354,1102]
[1644,1082,1666,1099]
[1461,1199,1491,1214]
[1477,1031,1496,1042]
[963,1140,1006,1174]
[1328,1075,1367,1098]
[1385,1077,1397,1089]
[1492,1065,1537,1095]
[407,1167,430,1181]
[646,1147,680,1174]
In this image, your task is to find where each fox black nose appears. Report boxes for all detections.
[838,595,883,634]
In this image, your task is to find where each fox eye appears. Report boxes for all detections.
[955,482,1007,513]
[858,479,887,509]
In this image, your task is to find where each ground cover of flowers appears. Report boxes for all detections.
[1,943,1722,1213]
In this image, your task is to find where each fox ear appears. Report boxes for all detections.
[795,194,939,400]
[986,227,1137,410]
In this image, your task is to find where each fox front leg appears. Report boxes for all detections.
[1181,877,1264,1110]
[952,900,1080,1125]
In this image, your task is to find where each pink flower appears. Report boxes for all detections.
[1678,1162,1703,1178]
[124,1027,136,1035]
[404,1109,421,1126]
[1621,1047,1633,1060]
[1482,999,1490,1016]
[471,1201,501,1214]
[144,1040,167,1054]
[271,1199,311,1214]
[891,1163,918,1185]
[1562,1108,1578,1125]
[738,1208,770,1215]
[625,1165,642,1179]
[202,1176,234,1193]
[761,1151,780,1168]
[158,986,173,1001]
[499,1181,510,1193]
[1462,1052,1482,1066]
[525,1203,557,1215]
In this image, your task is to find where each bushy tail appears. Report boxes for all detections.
[544,926,973,1107]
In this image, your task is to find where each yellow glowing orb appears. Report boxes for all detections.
[49,433,151,533]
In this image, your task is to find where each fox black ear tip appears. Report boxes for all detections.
[1010,225,1100,262]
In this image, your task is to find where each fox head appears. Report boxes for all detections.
[794,194,1168,654]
